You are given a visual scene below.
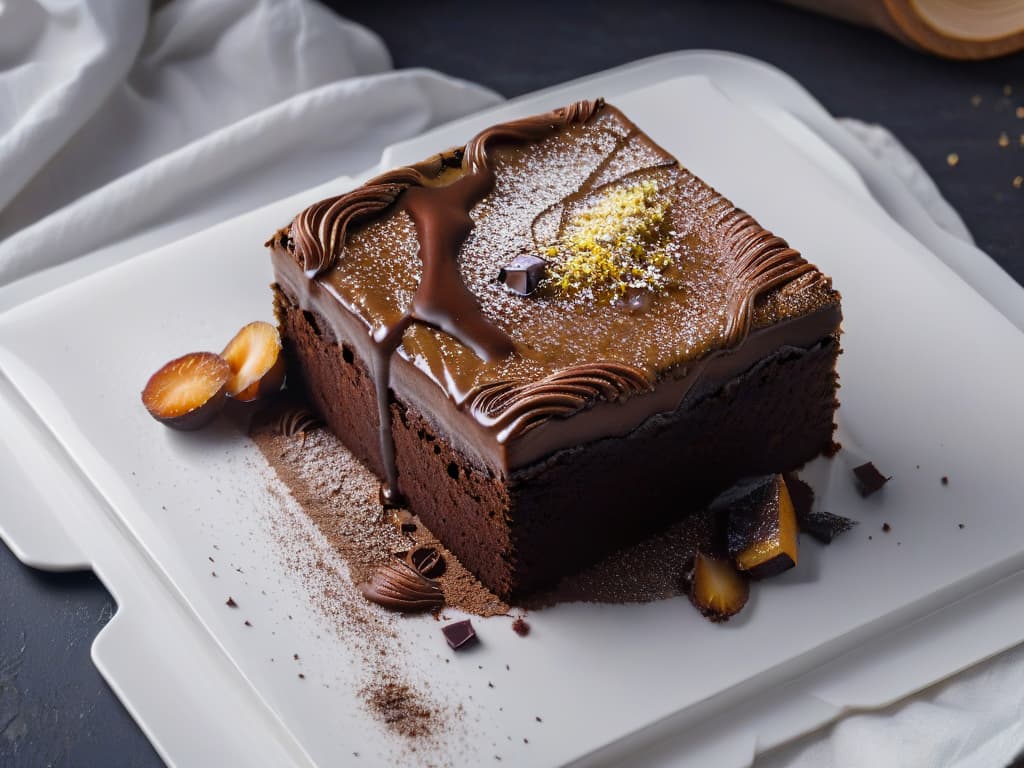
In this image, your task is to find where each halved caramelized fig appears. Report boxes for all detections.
[726,474,799,580]
[141,352,230,430]
[221,321,285,401]
[687,550,750,622]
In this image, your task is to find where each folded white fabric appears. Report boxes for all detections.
[0,0,499,286]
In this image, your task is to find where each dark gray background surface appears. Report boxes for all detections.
[2,1,1022,765]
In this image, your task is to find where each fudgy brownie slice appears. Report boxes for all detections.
[268,99,841,600]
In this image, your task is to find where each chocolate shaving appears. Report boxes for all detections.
[442,619,478,650]
[406,546,446,579]
[359,559,444,613]
[799,510,857,544]
[784,471,857,544]
[853,462,890,497]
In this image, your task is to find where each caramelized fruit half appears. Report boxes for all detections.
[688,550,750,622]
[221,321,285,401]
[141,352,230,430]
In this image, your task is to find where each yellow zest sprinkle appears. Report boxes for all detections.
[544,180,673,299]
[946,153,959,167]
[998,132,1010,148]
[1013,176,1023,190]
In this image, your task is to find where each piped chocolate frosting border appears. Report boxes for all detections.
[269,99,837,490]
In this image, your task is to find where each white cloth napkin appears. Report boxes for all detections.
[0,0,500,287]
[1,3,1019,767]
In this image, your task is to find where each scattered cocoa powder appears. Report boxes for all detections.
[251,403,509,618]
[363,679,435,739]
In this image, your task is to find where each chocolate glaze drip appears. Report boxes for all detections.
[290,100,606,500]
[358,558,444,612]
[469,362,652,441]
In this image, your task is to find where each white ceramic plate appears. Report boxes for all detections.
[2,73,1024,767]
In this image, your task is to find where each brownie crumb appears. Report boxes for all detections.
[941,476,949,486]
[293,653,299,660]
[959,523,966,529]
[298,673,305,680]
[225,597,238,608]
[882,523,891,533]
[511,617,531,637]
[853,462,890,497]
[244,620,252,627]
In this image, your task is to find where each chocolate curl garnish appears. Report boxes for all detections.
[275,407,322,438]
[405,546,446,579]
[359,559,444,613]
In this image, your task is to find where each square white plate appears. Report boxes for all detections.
[2,76,1024,767]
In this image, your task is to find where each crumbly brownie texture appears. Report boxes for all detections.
[276,291,838,596]
[268,99,842,600]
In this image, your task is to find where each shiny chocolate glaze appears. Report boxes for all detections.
[269,100,841,488]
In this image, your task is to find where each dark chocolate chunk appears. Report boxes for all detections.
[442,619,478,650]
[511,617,530,636]
[853,462,890,496]
[799,509,857,544]
[498,254,547,295]
[782,472,814,522]
[882,522,891,533]
[406,546,446,578]
[226,596,238,608]
[359,559,444,613]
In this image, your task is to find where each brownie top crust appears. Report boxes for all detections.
[268,100,840,482]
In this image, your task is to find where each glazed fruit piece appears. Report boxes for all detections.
[221,321,286,402]
[726,474,799,580]
[687,550,750,622]
[141,352,231,430]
